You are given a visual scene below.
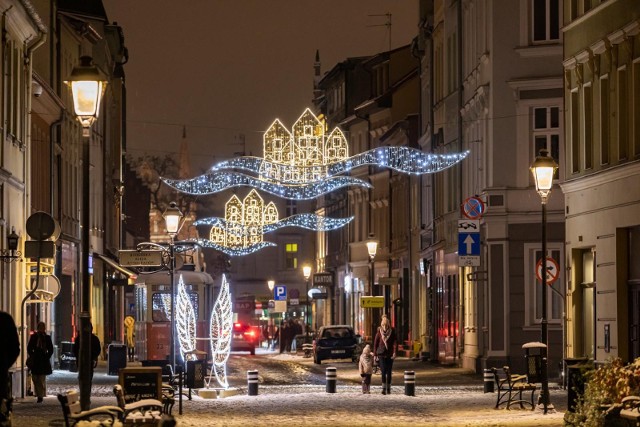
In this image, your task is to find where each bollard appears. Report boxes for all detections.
[404,371,415,396]
[483,369,494,393]
[325,367,337,393]
[247,370,259,396]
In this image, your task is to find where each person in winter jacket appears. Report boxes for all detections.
[358,344,374,394]
[27,322,53,402]
[373,315,397,395]
[0,311,19,404]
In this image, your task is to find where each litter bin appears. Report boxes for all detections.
[185,349,207,389]
[59,341,76,372]
[563,357,589,389]
[108,343,127,375]
[522,342,547,384]
[566,362,593,412]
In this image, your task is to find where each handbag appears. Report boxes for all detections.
[25,356,34,370]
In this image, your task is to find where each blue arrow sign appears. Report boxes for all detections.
[458,232,480,256]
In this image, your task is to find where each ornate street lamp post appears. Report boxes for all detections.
[163,201,183,371]
[302,265,312,340]
[366,235,378,340]
[530,148,558,414]
[67,55,107,410]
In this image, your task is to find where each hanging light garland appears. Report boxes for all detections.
[161,108,469,199]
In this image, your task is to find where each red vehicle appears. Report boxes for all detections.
[231,322,257,355]
[133,268,214,363]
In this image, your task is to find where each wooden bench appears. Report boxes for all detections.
[620,396,640,425]
[492,366,537,410]
[113,384,164,426]
[57,390,123,427]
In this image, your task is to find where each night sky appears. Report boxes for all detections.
[102,1,419,174]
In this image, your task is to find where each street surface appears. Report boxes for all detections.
[11,349,567,426]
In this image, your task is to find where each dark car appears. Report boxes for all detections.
[312,325,358,364]
[231,322,257,355]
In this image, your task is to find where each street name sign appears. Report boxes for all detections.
[119,250,163,267]
[360,296,385,308]
[377,277,398,286]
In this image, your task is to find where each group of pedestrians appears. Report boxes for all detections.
[0,310,103,408]
[278,318,304,353]
[359,314,397,395]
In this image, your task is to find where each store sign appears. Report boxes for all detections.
[313,273,333,287]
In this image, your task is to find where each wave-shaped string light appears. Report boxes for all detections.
[161,108,468,199]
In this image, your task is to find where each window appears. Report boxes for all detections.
[634,61,640,157]
[533,106,560,177]
[286,200,297,217]
[600,75,610,164]
[532,0,559,43]
[524,244,564,327]
[570,91,580,172]
[285,243,298,269]
[584,84,593,169]
[618,66,629,160]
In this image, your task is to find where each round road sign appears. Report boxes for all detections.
[536,257,560,284]
[26,212,56,240]
[462,197,485,220]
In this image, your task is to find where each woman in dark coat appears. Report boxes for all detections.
[27,322,53,402]
[373,314,397,395]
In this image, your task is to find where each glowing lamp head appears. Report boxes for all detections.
[267,280,275,291]
[302,265,312,280]
[366,235,378,261]
[65,56,107,129]
[7,227,18,251]
[530,149,558,202]
[163,201,183,236]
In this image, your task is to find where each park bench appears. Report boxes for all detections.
[113,384,164,425]
[492,366,537,410]
[57,389,123,427]
[620,396,640,425]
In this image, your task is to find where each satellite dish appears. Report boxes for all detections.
[26,212,56,241]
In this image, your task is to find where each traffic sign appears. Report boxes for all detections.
[274,285,287,301]
[458,220,480,267]
[536,257,560,284]
[462,197,485,220]
[119,250,163,267]
[360,296,385,308]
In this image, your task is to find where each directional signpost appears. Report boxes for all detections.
[458,220,480,266]
[119,250,163,267]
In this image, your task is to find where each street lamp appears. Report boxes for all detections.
[366,234,378,340]
[267,280,275,292]
[0,228,21,262]
[163,202,183,371]
[530,148,558,414]
[67,55,107,410]
[303,265,312,340]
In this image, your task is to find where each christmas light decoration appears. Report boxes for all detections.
[207,274,232,389]
[161,108,468,199]
[175,275,197,362]
[191,190,353,256]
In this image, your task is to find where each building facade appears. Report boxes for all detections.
[561,0,640,363]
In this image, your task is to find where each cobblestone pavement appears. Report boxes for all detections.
[11,351,568,426]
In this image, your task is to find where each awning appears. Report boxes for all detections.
[94,253,138,283]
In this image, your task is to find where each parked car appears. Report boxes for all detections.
[231,322,257,355]
[312,325,359,364]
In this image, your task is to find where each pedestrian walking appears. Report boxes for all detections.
[0,311,19,405]
[358,344,374,394]
[27,322,53,403]
[373,315,397,395]
[73,323,102,378]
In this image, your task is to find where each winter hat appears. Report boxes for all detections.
[362,344,371,354]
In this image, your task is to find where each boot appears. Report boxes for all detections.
[386,382,391,394]
[381,384,387,395]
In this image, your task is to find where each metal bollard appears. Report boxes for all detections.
[404,371,415,396]
[247,370,259,396]
[325,367,337,393]
[483,369,494,393]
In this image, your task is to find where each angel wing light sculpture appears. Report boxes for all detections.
[207,274,233,389]
[175,275,197,362]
